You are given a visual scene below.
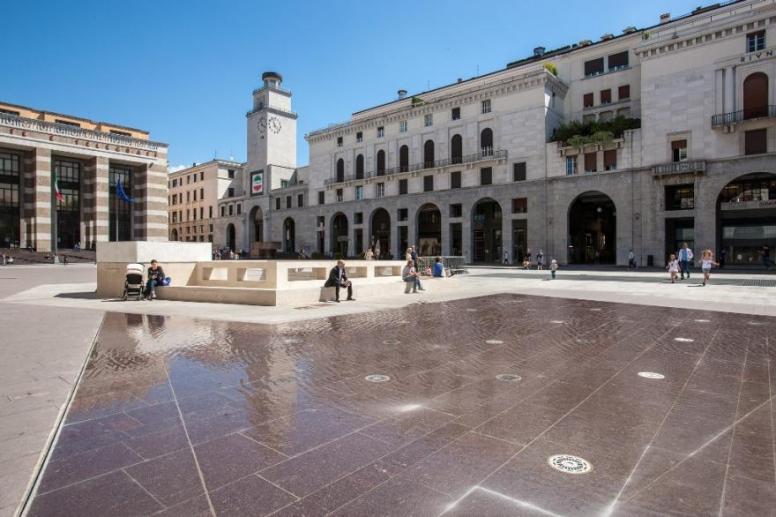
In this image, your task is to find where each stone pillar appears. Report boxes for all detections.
[440,214,450,256]
[135,162,168,241]
[502,211,513,265]
[27,148,52,251]
[461,203,472,263]
[724,66,736,114]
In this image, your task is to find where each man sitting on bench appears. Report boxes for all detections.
[324,260,355,302]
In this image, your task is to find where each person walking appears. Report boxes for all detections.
[145,260,166,300]
[524,249,532,269]
[677,242,694,280]
[324,260,355,302]
[700,249,719,286]
[410,245,419,269]
[667,254,680,284]
[550,259,558,279]
[503,250,509,265]
[536,249,545,270]
[364,248,374,260]
[628,249,637,269]
[761,245,774,270]
[718,248,726,269]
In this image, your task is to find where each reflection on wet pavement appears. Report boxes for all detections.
[26,294,776,516]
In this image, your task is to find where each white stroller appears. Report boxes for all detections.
[122,263,145,301]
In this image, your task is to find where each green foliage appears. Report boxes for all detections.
[551,116,641,143]
[411,96,424,106]
[543,62,558,76]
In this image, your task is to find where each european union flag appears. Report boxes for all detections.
[116,180,134,204]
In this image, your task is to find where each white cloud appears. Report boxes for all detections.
[168,164,188,173]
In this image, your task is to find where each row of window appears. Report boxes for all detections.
[274,193,305,210]
[170,188,206,205]
[173,224,214,235]
[565,150,618,175]
[583,85,629,108]
[168,169,236,189]
[584,51,629,77]
[582,107,631,123]
[338,100,493,147]
[170,205,214,223]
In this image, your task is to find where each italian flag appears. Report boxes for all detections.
[54,173,64,203]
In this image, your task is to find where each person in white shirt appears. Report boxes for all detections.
[667,253,680,284]
[700,249,719,286]
[677,242,694,280]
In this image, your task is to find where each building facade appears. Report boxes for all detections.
[167,159,243,244]
[0,102,168,251]
[220,0,776,266]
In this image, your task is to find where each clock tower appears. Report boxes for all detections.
[246,71,297,193]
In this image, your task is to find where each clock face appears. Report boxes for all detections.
[268,116,282,134]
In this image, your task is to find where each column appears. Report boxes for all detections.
[29,148,52,251]
[724,66,736,115]
[94,157,110,245]
[440,213,451,256]
[136,162,168,241]
[502,209,513,265]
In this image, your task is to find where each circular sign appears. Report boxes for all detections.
[496,374,522,382]
[365,374,390,383]
[548,454,592,474]
[638,372,665,380]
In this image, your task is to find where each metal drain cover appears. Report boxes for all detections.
[548,454,592,474]
[638,371,665,380]
[496,374,522,382]
[365,374,391,383]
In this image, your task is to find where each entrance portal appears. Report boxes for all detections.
[370,208,391,259]
[472,199,502,262]
[717,172,776,266]
[568,191,616,264]
[331,212,348,257]
[417,203,441,256]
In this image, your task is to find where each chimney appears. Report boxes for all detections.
[601,33,614,41]
[457,78,463,83]
[660,12,671,24]
[533,46,546,57]
[397,89,407,99]
[623,26,637,34]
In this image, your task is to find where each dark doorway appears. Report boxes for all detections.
[331,212,348,257]
[370,208,391,259]
[743,72,768,120]
[512,219,527,264]
[665,218,695,263]
[568,191,616,264]
[226,223,236,251]
[450,223,462,256]
[417,203,442,256]
[283,218,295,253]
[424,140,435,168]
[398,225,408,257]
[451,134,462,164]
[717,172,776,265]
[472,198,502,262]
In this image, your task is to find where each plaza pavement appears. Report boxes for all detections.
[0,263,774,516]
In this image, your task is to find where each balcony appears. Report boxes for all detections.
[0,113,165,152]
[324,149,507,186]
[711,106,776,128]
[651,160,706,177]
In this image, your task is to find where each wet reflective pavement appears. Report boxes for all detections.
[26,294,776,516]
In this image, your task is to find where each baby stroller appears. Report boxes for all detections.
[122,263,145,301]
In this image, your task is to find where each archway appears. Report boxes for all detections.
[451,134,462,164]
[424,140,435,168]
[170,229,178,241]
[568,191,616,264]
[226,224,236,251]
[480,128,493,155]
[717,172,776,266]
[743,72,768,120]
[249,206,263,242]
[417,203,442,256]
[472,198,502,262]
[282,217,295,253]
[370,208,391,259]
[331,212,349,257]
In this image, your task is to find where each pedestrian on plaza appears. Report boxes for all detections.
[405,247,413,262]
[700,249,719,286]
[433,257,445,278]
[536,249,545,270]
[718,248,726,269]
[503,250,509,265]
[550,259,558,279]
[402,259,424,293]
[761,245,774,270]
[677,242,694,280]
[145,260,166,300]
[628,249,637,269]
[324,260,355,302]
[524,249,532,269]
[364,248,374,260]
[410,245,419,269]
[667,253,680,284]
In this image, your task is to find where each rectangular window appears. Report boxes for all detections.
[280,180,288,188]
[200,171,204,181]
[318,191,325,205]
[193,175,197,183]
[209,206,213,218]
[608,51,629,71]
[398,208,408,221]
[377,126,384,138]
[423,175,434,192]
[600,89,612,105]
[199,207,203,219]
[399,178,408,195]
[187,175,191,184]
[618,84,630,100]
[355,185,364,200]
[297,193,304,207]
[617,107,631,118]
[354,212,363,224]
[583,93,594,108]
[450,170,461,189]
[336,188,343,202]
[285,196,291,209]
[480,167,492,185]
[228,169,235,179]
[584,57,604,76]
[228,188,234,197]
[424,114,433,127]
[200,187,204,199]
[451,107,461,120]
[665,185,695,210]
[449,203,462,218]
[566,156,577,176]
[512,197,527,214]
[513,162,527,181]
[599,111,613,122]
[671,139,688,162]
[187,191,190,202]
[747,30,766,52]
[337,136,343,147]
[275,198,281,210]
[584,152,597,172]
[237,204,242,215]
[481,99,491,114]
[228,205,233,216]
[193,190,197,201]
[356,131,363,142]
[399,120,408,133]
[376,182,385,197]
[221,206,225,216]
[745,129,768,155]
[604,149,617,170]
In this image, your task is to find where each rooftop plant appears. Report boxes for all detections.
[551,115,640,144]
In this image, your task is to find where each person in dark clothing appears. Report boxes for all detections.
[324,260,355,302]
[718,248,726,269]
[410,246,419,269]
[762,245,774,270]
[145,260,165,300]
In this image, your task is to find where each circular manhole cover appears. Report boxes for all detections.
[382,339,401,345]
[365,374,391,383]
[548,454,592,474]
[638,371,665,380]
[674,337,694,343]
[486,339,504,345]
[496,374,522,382]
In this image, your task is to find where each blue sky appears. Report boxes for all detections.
[4,0,703,170]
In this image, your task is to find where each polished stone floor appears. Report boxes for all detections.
[26,294,776,516]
